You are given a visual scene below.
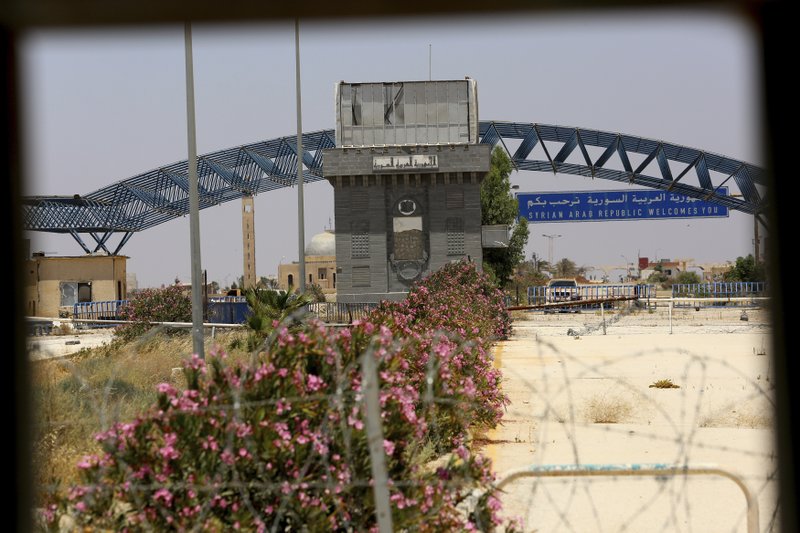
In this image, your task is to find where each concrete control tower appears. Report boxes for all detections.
[323,79,492,302]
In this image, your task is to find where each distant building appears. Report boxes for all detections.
[126,272,138,292]
[25,254,128,317]
[698,263,733,282]
[278,230,337,297]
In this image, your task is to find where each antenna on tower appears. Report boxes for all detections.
[428,44,432,80]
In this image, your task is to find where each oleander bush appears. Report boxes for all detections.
[44,261,516,531]
[115,286,192,342]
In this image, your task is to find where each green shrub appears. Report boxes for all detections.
[115,286,192,342]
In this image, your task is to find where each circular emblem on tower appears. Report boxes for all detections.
[398,199,417,216]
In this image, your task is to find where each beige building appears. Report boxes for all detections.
[278,230,337,297]
[25,254,128,317]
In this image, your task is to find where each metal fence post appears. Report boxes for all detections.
[360,347,394,532]
[493,463,759,533]
[601,302,606,335]
[669,299,673,334]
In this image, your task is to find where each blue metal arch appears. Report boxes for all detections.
[22,121,766,253]
[481,122,765,216]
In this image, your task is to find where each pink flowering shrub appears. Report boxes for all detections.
[370,260,512,341]
[64,324,513,531]
[115,286,192,341]
[364,261,511,449]
[56,261,516,531]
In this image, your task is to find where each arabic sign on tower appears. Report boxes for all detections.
[518,188,729,223]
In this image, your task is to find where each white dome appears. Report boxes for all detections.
[305,230,336,256]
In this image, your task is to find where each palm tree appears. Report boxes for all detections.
[243,286,314,350]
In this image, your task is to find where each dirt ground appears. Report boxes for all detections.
[27,328,115,360]
[480,305,778,533]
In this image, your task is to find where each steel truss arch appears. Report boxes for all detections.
[480,122,765,217]
[22,122,766,254]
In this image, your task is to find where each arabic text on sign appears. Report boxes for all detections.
[373,155,439,171]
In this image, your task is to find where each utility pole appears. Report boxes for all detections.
[754,215,761,263]
[542,234,562,265]
[295,19,306,293]
[184,22,204,359]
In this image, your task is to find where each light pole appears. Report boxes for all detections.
[295,19,306,293]
[542,234,562,265]
[184,22,204,359]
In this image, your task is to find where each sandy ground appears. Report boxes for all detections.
[481,306,778,533]
[27,329,115,360]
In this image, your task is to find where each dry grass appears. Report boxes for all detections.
[32,327,251,501]
[699,408,774,429]
[50,323,74,336]
[583,393,634,424]
[649,378,680,389]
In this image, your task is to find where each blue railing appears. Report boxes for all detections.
[526,284,655,309]
[671,282,767,307]
[73,300,127,321]
[70,299,378,326]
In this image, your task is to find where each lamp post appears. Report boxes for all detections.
[184,22,204,359]
[295,19,306,293]
[542,234,562,265]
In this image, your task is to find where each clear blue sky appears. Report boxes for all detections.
[21,8,763,288]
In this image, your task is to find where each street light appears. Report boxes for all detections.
[542,234,562,265]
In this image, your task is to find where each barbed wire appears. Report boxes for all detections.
[31,305,779,532]
[493,304,777,532]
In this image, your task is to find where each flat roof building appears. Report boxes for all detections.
[25,254,128,318]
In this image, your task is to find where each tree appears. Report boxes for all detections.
[115,286,192,341]
[258,276,279,290]
[508,259,549,304]
[535,259,553,276]
[514,259,549,287]
[243,286,314,350]
[305,283,327,303]
[675,271,701,285]
[480,148,529,287]
[724,254,766,282]
[554,258,578,278]
[647,269,670,287]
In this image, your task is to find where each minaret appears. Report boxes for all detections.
[242,195,256,289]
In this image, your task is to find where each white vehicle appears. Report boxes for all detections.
[546,279,581,304]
